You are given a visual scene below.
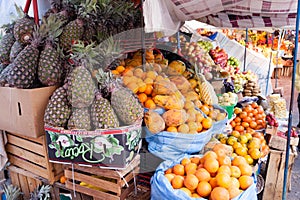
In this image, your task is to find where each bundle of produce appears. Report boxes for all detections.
[151,150,257,200]
[0,0,142,88]
[242,79,261,97]
[216,130,269,165]
[230,103,267,132]
[268,94,288,119]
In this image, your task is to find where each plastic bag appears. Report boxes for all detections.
[145,105,228,161]
[151,155,258,200]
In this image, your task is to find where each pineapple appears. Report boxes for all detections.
[66,65,96,108]
[68,107,91,130]
[38,15,66,86]
[0,25,15,64]
[59,0,97,51]
[9,41,25,63]
[44,86,71,128]
[91,91,119,129]
[0,63,13,86]
[96,69,143,125]
[13,15,35,45]
[7,26,42,88]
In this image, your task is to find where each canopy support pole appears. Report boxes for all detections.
[282,0,300,199]
[243,28,248,72]
[266,50,273,96]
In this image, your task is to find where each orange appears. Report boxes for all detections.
[171,175,184,189]
[218,155,231,166]
[232,142,243,150]
[144,84,153,95]
[195,168,211,182]
[235,125,245,133]
[196,122,203,132]
[248,148,261,160]
[190,157,201,165]
[217,165,231,176]
[210,187,230,200]
[239,175,253,190]
[209,177,218,189]
[230,120,236,128]
[202,117,213,129]
[144,99,156,109]
[228,185,241,199]
[60,175,67,184]
[197,181,212,197]
[238,164,253,176]
[239,111,247,119]
[232,156,247,167]
[216,173,231,189]
[122,67,134,76]
[191,193,201,198]
[231,130,241,138]
[138,93,148,103]
[252,109,258,116]
[116,65,125,73]
[244,105,253,113]
[231,177,240,188]
[181,157,191,166]
[251,102,258,109]
[184,174,199,190]
[203,151,218,161]
[167,126,177,132]
[138,83,147,93]
[165,168,172,174]
[235,147,248,156]
[241,122,250,128]
[185,163,198,174]
[234,107,242,115]
[234,117,241,123]
[164,173,175,182]
[180,187,192,197]
[204,158,219,174]
[257,106,264,114]
[243,155,254,165]
[111,69,119,75]
[173,164,185,176]
[230,166,242,178]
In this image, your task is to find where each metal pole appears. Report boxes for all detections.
[266,50,273,96]
[243,28,248,72]
[140,0,146,68]
[282,0,300,199]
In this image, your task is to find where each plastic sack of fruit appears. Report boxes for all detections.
[150,155,257,200]
[145,127,213,161]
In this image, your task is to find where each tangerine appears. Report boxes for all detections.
[228,185,241,199]
[184,174,199,190]
[239,112,247,119]
[232,156,247,167]
[202,117,213,129]
[164,173,175,182]
[216,173,231,189]
[180,187,192,197]
[218,156,231,166]
[195,168,211,182]
[165,168,172,174]
[173,164,185,176]
[231,177,240,188]
[60,175,67,184]
[171,175,184,189]
[144,99,156,109]
[144,84,153,95]
[190,157,201,165]
[204,158,219,174]
[197,181,212,197]
[201,105,210,115]
[167,126,178,132]
[185,163,198,174]
[217,165,231,176]
[181,157,191,166]
[239,164,253,176]
[210,187,230,200]
[239,175,253,190]
[209,177,218,189]
[138,93,148,103]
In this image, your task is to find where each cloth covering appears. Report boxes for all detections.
[143,0,298,36]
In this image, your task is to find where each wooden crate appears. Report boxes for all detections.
[268,134,299,151]
[64,155,140,200]
[5,132,63,184]
[8,165,49,199]
[262,149,296,200]
[52,182,93,200]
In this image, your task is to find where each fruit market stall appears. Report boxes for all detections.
[0,0,299,200]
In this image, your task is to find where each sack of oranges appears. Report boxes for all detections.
[151,152,257,200]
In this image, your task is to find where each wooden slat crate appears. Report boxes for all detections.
[8,165,49,199]
[267,134,299,151]
[52,182,93,200]
[64,155,140,200]
[5,132,64,184]
[262,149,296,200]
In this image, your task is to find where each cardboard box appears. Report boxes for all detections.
[0,86,56,138]
[45,121,142,169]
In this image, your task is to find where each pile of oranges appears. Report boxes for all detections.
[164,146,254,200]
[230,102,266,133]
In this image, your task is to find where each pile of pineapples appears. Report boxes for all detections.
[0,0,143,130]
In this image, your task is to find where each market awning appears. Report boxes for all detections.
[143,0,298,36]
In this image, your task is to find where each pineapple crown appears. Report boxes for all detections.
[77,0,98,20]
[30,185,51,200]
[95,68,122,93]
[95,36,122,69]
[30,25,45,47]
[40,14,67,46]
[3,184,22,200]
[1,3,25,33]
[70,41,100,71]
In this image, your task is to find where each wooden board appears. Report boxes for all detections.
[5,132,64,184]
[262,149,296,200]
[64,155,140,200]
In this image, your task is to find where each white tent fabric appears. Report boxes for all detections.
[143,0,298,36]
